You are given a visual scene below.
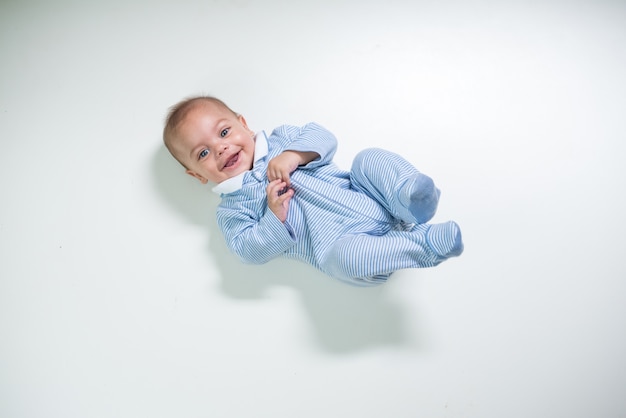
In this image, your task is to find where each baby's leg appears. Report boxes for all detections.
[322,221,463,285]
[350,148,440,224]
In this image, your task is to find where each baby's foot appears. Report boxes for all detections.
[426,221,464,258]
[405,174,440,224]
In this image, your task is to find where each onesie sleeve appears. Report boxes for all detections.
[216,204,297,265]
[273,122,338,169]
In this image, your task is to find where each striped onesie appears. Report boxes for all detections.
[214,123,463,286]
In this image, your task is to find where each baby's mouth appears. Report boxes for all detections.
[223,152,240,169]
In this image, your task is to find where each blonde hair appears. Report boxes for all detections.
[162,95,238,167]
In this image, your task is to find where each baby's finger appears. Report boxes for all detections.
[266,179,285,194]
[267,168,290,186]
[280,170,291,187]
[277,187,294,203]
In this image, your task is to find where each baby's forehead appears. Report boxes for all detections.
[185,100,216,117]
[183,101,232,124]
[178,105,235,144]
[183,107,226,133]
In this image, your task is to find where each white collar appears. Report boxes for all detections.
[211,131,268,195]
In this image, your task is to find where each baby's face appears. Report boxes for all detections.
[175,102,256,184]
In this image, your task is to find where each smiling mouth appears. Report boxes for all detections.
[223,152,240,169]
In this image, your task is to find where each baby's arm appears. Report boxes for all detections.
[217,203,296,265]
[272,122,338,170]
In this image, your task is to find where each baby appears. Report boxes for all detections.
[163,96,463,286]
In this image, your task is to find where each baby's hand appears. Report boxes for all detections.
[267,151,304,187]
[266,179,294,223]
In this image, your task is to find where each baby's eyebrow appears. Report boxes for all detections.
[215,118,229,129]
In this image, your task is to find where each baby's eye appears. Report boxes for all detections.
[220,128,229,138]
[199,149,209,159]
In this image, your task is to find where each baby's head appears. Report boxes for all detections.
[163,96,256,184]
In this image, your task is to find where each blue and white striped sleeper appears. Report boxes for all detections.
[214,123,463,286]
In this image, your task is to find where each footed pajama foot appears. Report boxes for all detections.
[404,174,440,224]
[426,221,464,258]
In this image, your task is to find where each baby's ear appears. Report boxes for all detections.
[186,169,208,184]
[238,114,252,133]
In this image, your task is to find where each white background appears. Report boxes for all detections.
[1,0,625,417]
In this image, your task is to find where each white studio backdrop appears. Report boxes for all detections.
[1,0,625,417]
